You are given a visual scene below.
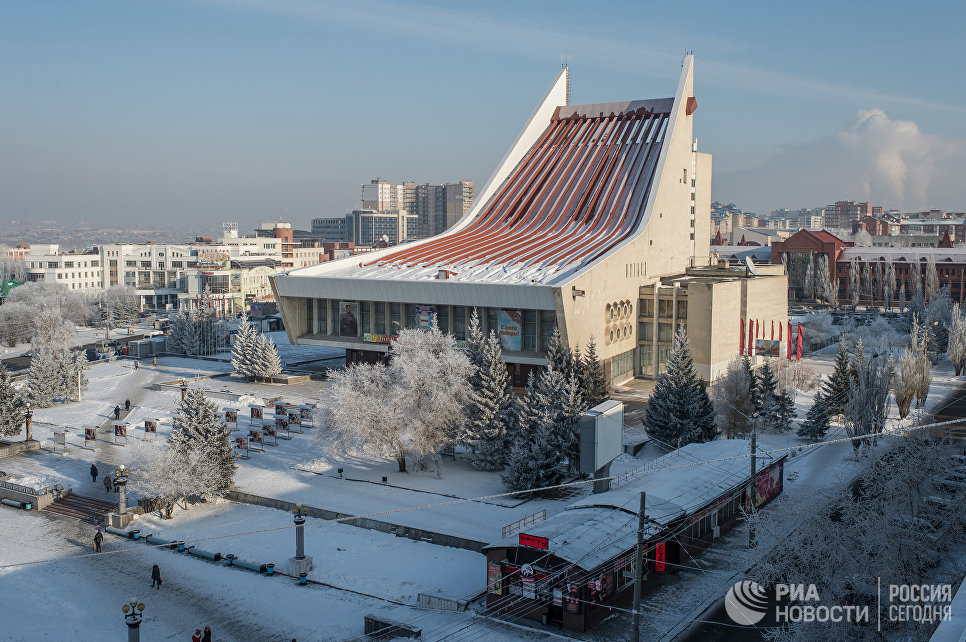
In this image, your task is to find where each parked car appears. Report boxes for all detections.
[932,476,966,492]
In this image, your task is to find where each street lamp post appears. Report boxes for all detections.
[289,502,314,578]
[114,465,129,515]
[23,403,32,442]
[121,600,145,642]
[179,379,188,401]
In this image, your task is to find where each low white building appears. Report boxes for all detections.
[99,243,196,310]
[23,245,103,291]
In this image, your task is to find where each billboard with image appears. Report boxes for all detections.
[498,309,523,351]
[339,301,359,337]
[415,305,436,330]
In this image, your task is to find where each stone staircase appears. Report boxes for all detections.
[45,492,118,524]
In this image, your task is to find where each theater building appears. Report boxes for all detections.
[271,57,787,383]
[482,440,786,632]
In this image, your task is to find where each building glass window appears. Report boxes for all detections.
[486,308,498,335]
[374,302,385,334]
[361,302,370,334]
[453,307,466,340]
[405,304,417,329]
[677,300,687,319]
[317,299,327,333]
[639,345,653,376]
[306,299,313,333]
[330,300,340,335]
[656,345,672,374]
[611,349,635,383]
[437,306,450,334]
[640,298,654,317]
[539,311,556,350]
[523,310,537,350]
[639,322,653,341]
[658,299,674,318]
[390,303,401,333]
[658,323,674,342]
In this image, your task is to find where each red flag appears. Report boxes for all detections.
[755,320,759,338]
[796,322,804,360]
[748,324,754,356]
[771,320,774,340]
[778,322,783,342]
[787,322,793,359]
[739,319,745,355]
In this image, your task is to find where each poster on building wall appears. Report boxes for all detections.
[415,304,435,330]
[487,563,502,595]
[498,309,523,351]
[339,301,359,337]
[754,462,783,508]
[755,338,781,358]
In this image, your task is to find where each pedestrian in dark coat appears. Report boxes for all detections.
[151,564,162,589]
[90,464,98,483]
[125,399,131,412]
[134,360,139,370]
[103,474,111,493]
[114,405,121,420]
[202,626,211,642]
[192,629,202,642]
[93,530,103,553]
[113,477,119,493]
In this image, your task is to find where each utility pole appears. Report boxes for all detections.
[631,491,646,642]
[106,298,111,341]
[748,427,757,548]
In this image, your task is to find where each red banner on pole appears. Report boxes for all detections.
[748,324,754,356]
[796,322,804,360]
[787,322,793,359]
[771,320,774,340]
[739,319,745,355]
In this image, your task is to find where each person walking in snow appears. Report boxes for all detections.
[103,473,111,493]
[201,626,211,642]
[151,564,162,589]
[125,399,131,412]
[90,464,98,483]
[114,405,121,420]
[93,529,103,553]
[152,356,157,367]
[134,360,139,370]
[192,629,202,642]
[113,476,119,493]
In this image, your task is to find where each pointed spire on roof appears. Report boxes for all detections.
[939,228,955,248]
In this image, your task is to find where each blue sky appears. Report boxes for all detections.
[2,0,964,230]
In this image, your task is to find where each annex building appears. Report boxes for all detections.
[272,57,787,384]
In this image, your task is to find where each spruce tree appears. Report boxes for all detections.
[693,379,719,442]
[798,392,830,440]
[642,326,704,448]
[560,371,586,472]
[230,311,256,380]
[25,348,58,408]
[756,362,780,427]
[465,308,487,371]
[582,336,608,407]
[254,334,283,380]
[0,364,22,438]
[173,387,237,493]
[502,407,567,492]
[742,356,760,412]
[545,329,573,377]
[467,332,514,471]
[774,387,796,433]
[822,337,852,417]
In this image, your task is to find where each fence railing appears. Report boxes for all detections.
[0,479,61,497]
[501,509,547,539]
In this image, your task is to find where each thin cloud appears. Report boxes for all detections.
[204,0,966,114]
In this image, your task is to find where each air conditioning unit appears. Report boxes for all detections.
[712,526,721,539]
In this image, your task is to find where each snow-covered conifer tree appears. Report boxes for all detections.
[948,303,966,376]
[502,407,567,492]
[465,308,486,371]
[797,392,829,440]
[693,379,719,442]
[848,260,860,308]
[924,287,952,360]
[821,337,852,417]
[844,354,892,453]
[561,371,587,471]
[230,311,257,379]
[252,333,283,381]
[898,281,906,312]
[545,328,573,378]
[0,364,22,438]
[743,356,760,412]
[25,348,59,408]
[925,253,939,301]
[814,255,836,306]
[774,386,796,433]
[642,326,706,448]
[173,387,236,493]
[466,331,514,471]
[886,260,897,311]
[803,260,814,300]
[756,362,780,427]
[581,336,608,407]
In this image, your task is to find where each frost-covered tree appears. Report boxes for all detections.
[57,349,88,402]
[169,309,192,355]
[898,281,906,312]
[0,364,23,438]
[803,259,814,300]
[502,406,567,493]
[773,386,796,433]
[230,311,258,379]
[561,371,588,471]
[814,255,836,306]
[464,308,486,371]
[322,325,473,474]
[642,326,714,448]
[31,308,76,352]
[581,336,608,407]
[948,303,966,376]
[103,284,141,326]
[874,261,885,309]
[909,316,932,410]
[545,328,574,378]
[252,333,283,380]
[465,331,514,471]
[924,286,952,361]
[0,302,33,347]
[172,387,236,493]
[128,441,221,518]
[6,281,89,325]
[712,357,754,438]
[843,355,892,454]
[797,392,828,440]
[848,260,860,308]
[910,269,926,319]
[861,262,872,305]
[885,260,897,311]
[925,253,939,301]
[821,337,852,418]
[24,348,59,408]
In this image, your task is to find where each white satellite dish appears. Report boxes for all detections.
[744,255,758,276]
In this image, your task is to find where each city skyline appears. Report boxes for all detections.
[2,0,964,228]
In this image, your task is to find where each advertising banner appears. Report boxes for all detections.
[339,301,359,337]
[518,533,549,549]
[144,420,157,434]
[363,333,396,344]
[287,410,301,425]
[85,428,96,442]
[249,430,262,445]
[498,309,523,352]
[195,248,230,268]
[755,338,781,358]
[487,563,502,596]
[224,410,237,424]
[235,437,248,450]
[54,432,66,446]
[274,403,287,416]
[114,424,127,438]
[274,415,289,430]
[654,542,666,572]
[414,305,435,330]
[250,405,263,420]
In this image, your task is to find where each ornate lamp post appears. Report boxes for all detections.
[179,379,188,401]
[114,465,129,515]
[23,402,32,442]
[121,599,145,642]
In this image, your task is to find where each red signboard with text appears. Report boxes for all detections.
[518,533,549,550]
[654,541,666,572]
